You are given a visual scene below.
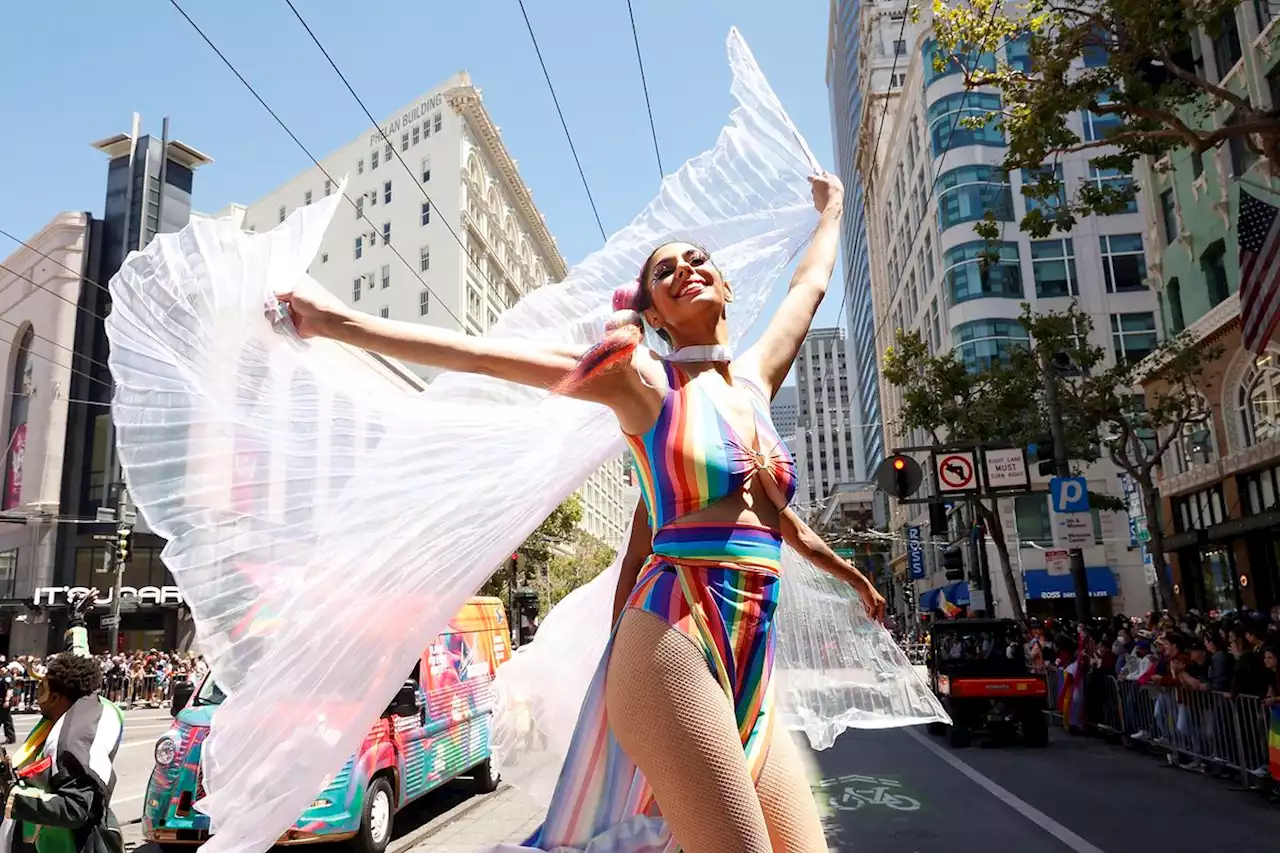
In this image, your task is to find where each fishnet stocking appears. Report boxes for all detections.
[605,608,771,853]
[756,727,829,852]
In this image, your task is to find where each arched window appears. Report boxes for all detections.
[3,326,34,510]
[1238,352,1280,447]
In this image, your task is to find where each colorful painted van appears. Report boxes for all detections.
[143,597,511,853]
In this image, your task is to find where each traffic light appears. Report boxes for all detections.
[115,523,133,565]
[1029,436,1056,477]
[942,545,965,581]
[902,581,917,612]
[876,454,923,499]
[928,501,948,536]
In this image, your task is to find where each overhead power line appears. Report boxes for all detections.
[623,0,664,181]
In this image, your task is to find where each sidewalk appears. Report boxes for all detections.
[402,786,542,853]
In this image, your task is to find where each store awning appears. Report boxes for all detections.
[919,581,970,613]
[1023,567,1118,601]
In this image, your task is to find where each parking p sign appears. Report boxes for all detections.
[1050,476,1090,513]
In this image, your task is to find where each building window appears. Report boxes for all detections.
[385,143,393,162]
[1257,0,1279,30]
[930,298,941,351]
[1239,353,1280,445]
[922,38,996,87]
[382,222,391,245]
[434,112,442,133]
[1088,165,1138,213]
[0,549,15,596]
[278,205,286,223]
[922,231,935,284]
[1030,238,1078,297]
[352,278,362,302]
[1229,111,1260,177]
[369,190,376,206]
[354,236,363,259]
[1082,27,1110,68]
[381,264,390,289]
[3,326,33,510]
[421,157,431,183]
[324,180,332,197]
[1099,234,1147,292]
[384,181,392,204]
[1021,165,1065,217]
[421,201,431,226]
[419,289,430,316]
[927,92,1004,156]
[357,158,364,175]
[356,196,364,219]
[1007,34,1032,73]
[321,252,328,264]
[1014,494,1053,547]
[304,190,312,206]
[1160,189,1179,244]
[412,125,420,146]
[1213,10,1243,78]
[953,319,1030,371]
[1082,94,1124,141]
[942,241,1023,305]
[420,244,430,272]
[1201,239,1230,306]
[379,306,390,319]
[1166,277,1186,333]
[423,120,431,139]
[1110,312,1158,363]
[371,149,379,170]
[936,165,1014,231]
[401,131,410,152]
[894,39,906,56]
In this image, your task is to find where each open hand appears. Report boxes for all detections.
[275,277,350,339]
[809,171,844,215]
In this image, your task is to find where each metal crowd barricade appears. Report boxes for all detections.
[1045,665,1278,794]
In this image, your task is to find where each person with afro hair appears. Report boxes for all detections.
[1,591,124,853]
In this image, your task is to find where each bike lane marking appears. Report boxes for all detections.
[905,728,1106,853]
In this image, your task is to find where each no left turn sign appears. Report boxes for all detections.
[935,451,977,492]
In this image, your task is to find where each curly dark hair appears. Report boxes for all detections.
[44,654,102,702]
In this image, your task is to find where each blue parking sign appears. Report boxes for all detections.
[907,526,926,579]
[1050,476,1090,514]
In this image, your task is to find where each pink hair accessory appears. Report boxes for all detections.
[612,280,641,312]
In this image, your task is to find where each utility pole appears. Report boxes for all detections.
[106,489,134,653]
[1041,352,1092,624]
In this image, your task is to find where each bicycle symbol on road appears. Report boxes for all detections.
[816,774,921,813]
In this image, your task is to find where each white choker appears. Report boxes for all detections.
[666,345,734,364]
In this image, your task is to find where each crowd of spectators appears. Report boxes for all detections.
[0,650,207,713]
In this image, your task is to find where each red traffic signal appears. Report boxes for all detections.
[876,454,923,499]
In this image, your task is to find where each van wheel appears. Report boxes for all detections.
[351,776,394,853]
[472,756,501,794]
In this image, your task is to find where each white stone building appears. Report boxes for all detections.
[794,327,863,516]
[233,73,626,547]
[849,3,1160,618]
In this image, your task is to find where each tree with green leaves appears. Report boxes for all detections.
[882,328,1043,622]
[480,495,584,601]
[542,530,618,618]
[1022,306,1220,612]
[930,0,1277,237]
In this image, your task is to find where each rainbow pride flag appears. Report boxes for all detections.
[937,588,961,617]
[1268,707,1280,782]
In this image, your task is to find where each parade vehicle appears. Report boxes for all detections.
[143,597,511,853]
[924,618,1048,749]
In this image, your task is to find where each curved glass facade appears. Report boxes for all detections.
[943,241,1023,305]
[936,165,1014,231]
[953,319,1030,371]
[922,38,997,88]
[927,93,1004,156]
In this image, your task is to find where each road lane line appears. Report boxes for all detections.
[904,728,1107,853]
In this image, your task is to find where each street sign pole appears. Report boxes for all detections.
[1041,351,1091,623]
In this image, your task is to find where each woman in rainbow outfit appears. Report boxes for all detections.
[277,171,884,853]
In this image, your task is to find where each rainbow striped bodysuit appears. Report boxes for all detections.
[516,361,797,852]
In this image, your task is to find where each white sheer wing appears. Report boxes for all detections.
[106,27,873,853]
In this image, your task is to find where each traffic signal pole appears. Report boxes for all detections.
[1040,351,1092,624]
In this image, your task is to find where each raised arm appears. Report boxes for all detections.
[276,279,661,431]
[737,173,844,398]
[778,506,885,623]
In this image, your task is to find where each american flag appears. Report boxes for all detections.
[1238,189,1280,354]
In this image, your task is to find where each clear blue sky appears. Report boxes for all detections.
[1,0,844,332]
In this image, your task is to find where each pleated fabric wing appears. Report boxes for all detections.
[106,27,945,853]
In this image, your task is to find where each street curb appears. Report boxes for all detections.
[387,784,511,853]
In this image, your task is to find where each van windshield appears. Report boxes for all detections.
[194,677,226,706]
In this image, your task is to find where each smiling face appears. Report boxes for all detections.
[639,242,732,347]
